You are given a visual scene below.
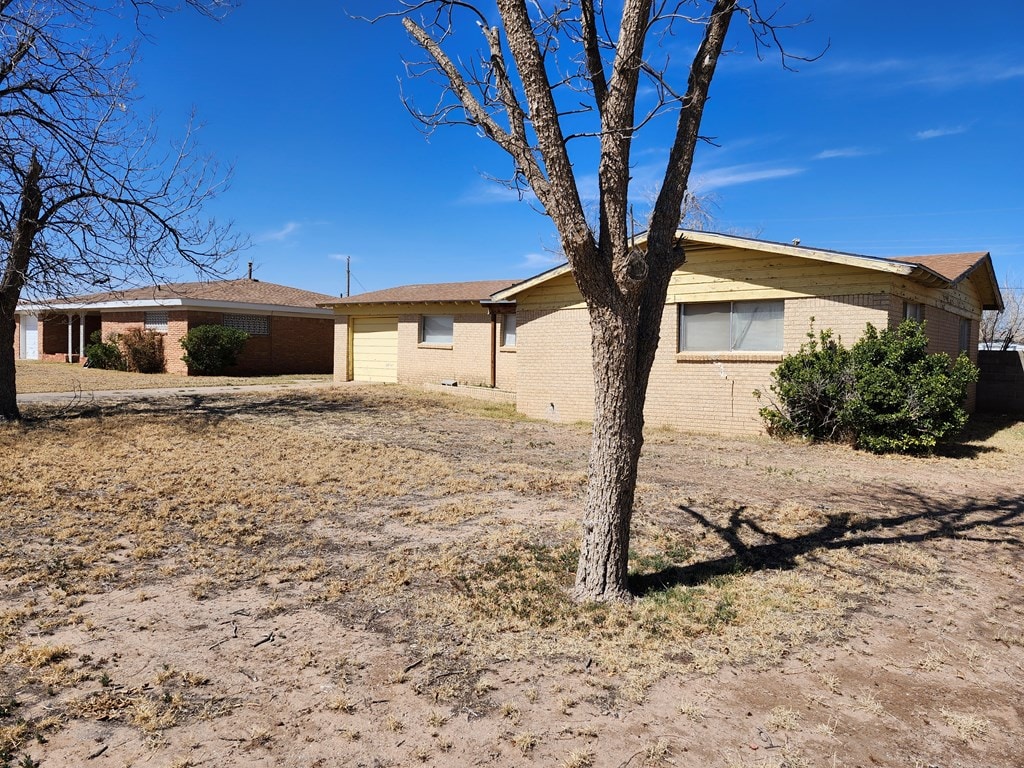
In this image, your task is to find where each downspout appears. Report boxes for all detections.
[488,306,497,388]
[66,313,73,362]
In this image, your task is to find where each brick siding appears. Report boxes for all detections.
[97,309,331,375]
[515,292,979,435]
[398,312,494,388]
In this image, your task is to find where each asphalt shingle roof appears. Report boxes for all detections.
[63,279,339,308]
[887,252,990,283]
[326,279,520,305]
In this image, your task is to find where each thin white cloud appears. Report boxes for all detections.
[692,164,804,192]
[814,147,873,160]
[327,253,352,262]
[821,56,1024,90]
[519,252,565,270]
[914,126,968,141]
[258,221,300,242]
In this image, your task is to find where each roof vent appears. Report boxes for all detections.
[792,238,801,246]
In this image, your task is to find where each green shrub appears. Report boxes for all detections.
[180,324,249,375]
[843,322,978,453]
[84,330,125,371]
[757,320,978,454]
[758,328,853,442]
[117,328,165,373]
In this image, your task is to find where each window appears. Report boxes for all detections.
[420,315,453,345]
[144,311,168,333]
[678,300,784,352]
[958,317,972,354]
[223,313,269,336]
[903,301,923,322]
[501,313,516,348]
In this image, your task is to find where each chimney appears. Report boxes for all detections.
[247,262,253,280]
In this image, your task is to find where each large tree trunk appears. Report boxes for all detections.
[0,312,18,421]
[0,154,44,421]
[573,262,677,602]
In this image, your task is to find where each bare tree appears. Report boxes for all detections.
[368,1,817,602]
[981,277,1023,351]
[0,0,241,421]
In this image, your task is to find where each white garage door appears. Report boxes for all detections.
[351,316,398,383]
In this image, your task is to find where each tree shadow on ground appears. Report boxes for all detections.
[630,489,1024,597]
[936,412,1023,458]
[22,387,443,426]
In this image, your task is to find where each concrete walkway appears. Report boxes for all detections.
[16,379,334,405]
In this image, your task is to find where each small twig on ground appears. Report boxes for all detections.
[403,658,425,674]
[253,631,275,648]
[87,744,108,760]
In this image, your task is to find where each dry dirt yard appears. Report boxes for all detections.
[1,386,1021,768]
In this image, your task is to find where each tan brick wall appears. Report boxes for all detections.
[784,294,892,347]
[397,312,494,388]
[517,293,927,435]
[516,306,594,423]
[332,315,349,384]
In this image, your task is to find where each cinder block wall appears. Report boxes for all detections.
[977,351,1024,413]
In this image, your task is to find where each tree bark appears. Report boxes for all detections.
[573,259,677,602]
[0,154,44,421]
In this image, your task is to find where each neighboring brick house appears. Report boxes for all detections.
[324,280,519,396]
[15,278,338,375]
[325,231,1003,435]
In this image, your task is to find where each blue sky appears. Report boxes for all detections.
[124,1,1024,295]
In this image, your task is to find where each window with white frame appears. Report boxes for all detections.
[501,313,516,348]
[678,300,784,352]
[223,313,269,336]
[958,317,972,354]
[144,311,168,333]
[420,315,453,345]
[903,301,924,322]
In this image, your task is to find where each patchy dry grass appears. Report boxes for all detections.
[14,359,329,394]
[1,386,1021,766]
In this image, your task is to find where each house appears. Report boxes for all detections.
[326,279,519,398]
[325,231,1003,434]
[15,278,339,375]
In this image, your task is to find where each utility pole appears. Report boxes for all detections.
[346,255,351,298]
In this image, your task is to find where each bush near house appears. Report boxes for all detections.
[758,320,978,454]
[118,328,165,373]
[180,324,249,375]
[83,331,126,371]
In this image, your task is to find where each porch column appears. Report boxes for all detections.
[67,314,73,362]
[79,315,85,363]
